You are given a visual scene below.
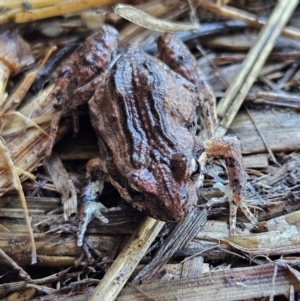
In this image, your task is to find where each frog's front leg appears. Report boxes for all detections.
[202,137,258,234]
[77,157,121,247]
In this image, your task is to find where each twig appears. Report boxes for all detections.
[290,285,295,301]
[89,217,165,301]
[117,263,300,301]
[13,0,123,23]
[0,248,31,280]
[270,264,278,301]
[131,208,207,284]
[0,138,37,264]
[45,151,77,219]
[244,106,279,166]
[126,283,158,301]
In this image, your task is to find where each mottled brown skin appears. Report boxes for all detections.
[158,33,218,138]
[79,35,257,238]
[45,25,119,160]
[43,28,257,245]
[88,45,204,221]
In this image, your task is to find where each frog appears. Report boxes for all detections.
[43,25,257,247]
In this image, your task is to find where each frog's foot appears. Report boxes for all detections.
[77,199,121,247]
[203,137,258,235]
[77,177,121,246]
[229,195,258,235]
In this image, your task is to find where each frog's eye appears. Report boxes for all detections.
[170,154,189,182]
[189,158,200,179]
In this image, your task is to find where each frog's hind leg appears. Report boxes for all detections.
[203,137,258,235]
[77,157,121,247]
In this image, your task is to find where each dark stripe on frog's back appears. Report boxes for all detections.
[112,46,178,169]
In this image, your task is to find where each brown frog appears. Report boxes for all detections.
[44,26,257,246]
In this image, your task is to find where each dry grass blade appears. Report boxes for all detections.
[117,263,300,301]
[11,0,124,23]
[0,84,71,192]
[215,0,299,137]
[0,0,62,8]
[3,287,36,300]
[89,217,165,301]
[222,209,300,256]
[0,80,71,264]
[244,106,278,165]
[45,152,77,218]
[0,137,36,263]
[114,4,199,32]
[1,111,48,137]
[228,109,300,154]
[132,208,207,284]
[0,248,31,280]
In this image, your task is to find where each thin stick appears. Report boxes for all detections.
[0,137,36,264]
[244,106,279,166]
[89,217,165,301]
[214,0,298,137]
[2,111,49,137]
[0,248,31,280]
[13,0,122,23]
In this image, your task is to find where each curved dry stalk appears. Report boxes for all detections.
[1,111,49,137]
[0,163,36,181]
[0,137,36,264]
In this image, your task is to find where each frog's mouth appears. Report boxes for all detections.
[138,206,186,222]
[149,205,188,222]
[129,192,189,222]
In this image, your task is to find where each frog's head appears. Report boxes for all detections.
[127,153,202,221]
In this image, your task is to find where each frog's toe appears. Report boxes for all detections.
[230,196,258,236]
[77,201,122,246]
[77,201,108,247]
[234,196,258,225]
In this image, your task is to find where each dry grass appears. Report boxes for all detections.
[0,0,300,300]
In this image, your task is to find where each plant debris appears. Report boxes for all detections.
[0,1,300,301]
